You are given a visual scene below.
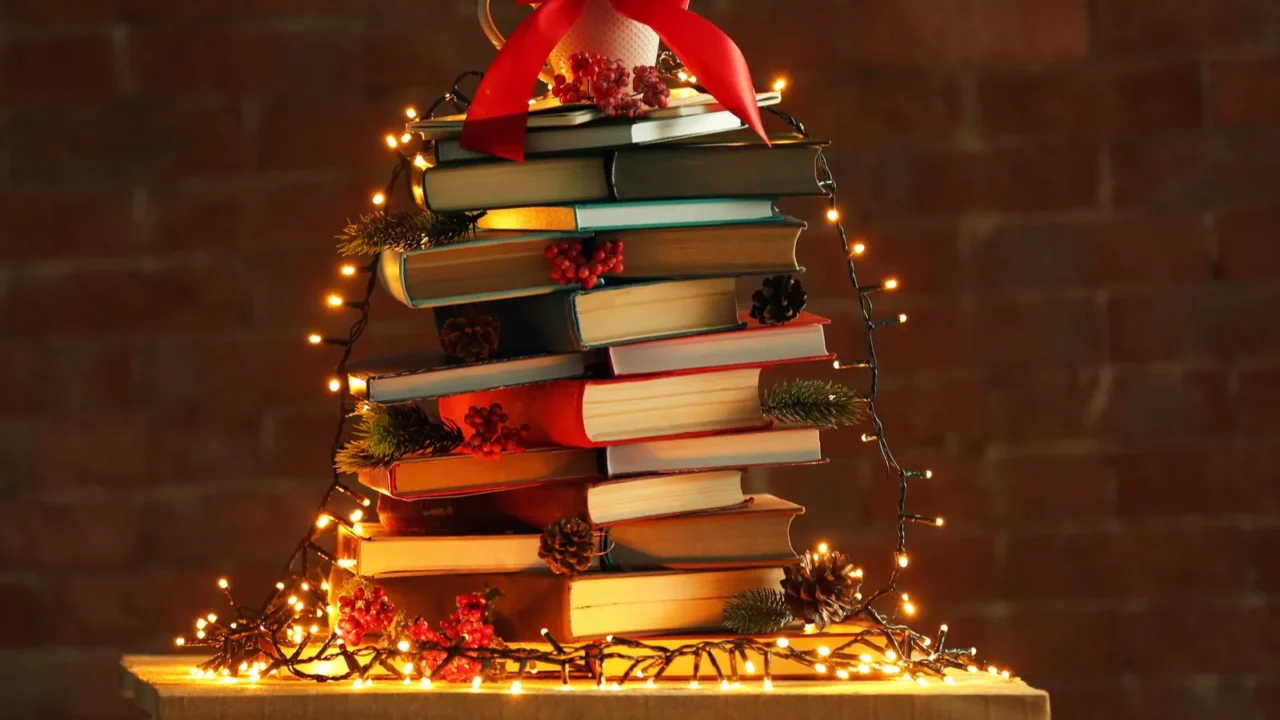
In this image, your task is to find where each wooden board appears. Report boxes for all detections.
[122,655,1051,720]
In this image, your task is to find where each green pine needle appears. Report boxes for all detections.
[761,380,866,428]
[334,404,464,473]
[723,588,793,635]
[337,210,482,256]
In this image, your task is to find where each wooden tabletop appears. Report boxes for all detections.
[122,655,1050,720]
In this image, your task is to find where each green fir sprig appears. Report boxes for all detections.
[722,588,794,634]
[334,403,464,473]
[336,210,483,256]
[761,380,866,428]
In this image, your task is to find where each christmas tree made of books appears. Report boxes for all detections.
[173,5,1001,690]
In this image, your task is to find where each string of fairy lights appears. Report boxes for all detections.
[173,64,1008,690]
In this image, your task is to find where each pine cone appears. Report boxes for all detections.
[538,518,595,576]
[780,550,860,631]
[440,313,500,362]
[749,275,807,326]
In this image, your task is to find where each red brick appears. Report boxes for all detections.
[874,376,989,447]
[139,487,318,565]
[1095,0,1274,53]
[30,415,151,490]
[6,262,250,338]
[1045,681,1135,720]
[893,532,1003,604]
[980,65,1203,138]
[998,454,1114,527]
[41,342,143,412]
[7,102,145,183]
[865,451,999,528]
[1257,527,1280,592]
[1111,132,1280,209]
[1217,207,1280,279]
[56,567,260,642]
[848,0,1088,64]
[1237,368,1280,431]
[19,499,140,568]
[1130,675,1260,720]
[117,0,361,22]
[0,187,137,259]
[2,0,122,25]
[1097,369,1232,442]
[994,608,1128,676]
[149,185,243,252]
[258,97,398,173]
[831,71,964,146]
[1113,447,1280,517]
[0,33,117,99]
[143,337,338,409]
[130,28,362,95]
[151,101,254,178]
[1213,57,1280,127]
[827,300,975,376]
[973,214,1210,292]
[1005,526,1247,599]
[1109,286,1280,362]
[245,181,371,252]
[0,581,55,647]
[361,28,479,95]
[148,412,263,480]
[894,144,1099,217]
[983,370,1107,444]
[1127,602,1267,673]
[265,407,335,478]
[973,296,1107,371]
[0,342,42,415]
[809,225,961,298]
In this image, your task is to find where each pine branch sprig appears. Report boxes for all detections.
[334,404,464,473]
[761,380,866,428]
[723,588,794,635]
[337,210,483,256]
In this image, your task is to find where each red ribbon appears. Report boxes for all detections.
[460,0,768,162]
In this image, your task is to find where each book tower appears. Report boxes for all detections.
[172,7,1005,693]
[332,99,856,663]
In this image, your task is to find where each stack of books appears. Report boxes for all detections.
[331,98,842,645]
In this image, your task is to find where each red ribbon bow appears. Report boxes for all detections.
[460,0,768,161]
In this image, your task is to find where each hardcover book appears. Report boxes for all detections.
[347,352,587,403]
[335,523,600,577]
[414,140,827,211]
[431,277,741,356]
[607,311,832,377]
[474,198,778,232]
[437,367,770,447]
[330,565,787,642]
[356,427,825,501]
[376,469,749,532]
[378,221,805,309]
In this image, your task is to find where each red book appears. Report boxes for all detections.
[437,367,771,448]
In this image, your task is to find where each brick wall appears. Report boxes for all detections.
[1,1,1277,717]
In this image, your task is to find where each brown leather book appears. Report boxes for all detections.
[329,564,787,642]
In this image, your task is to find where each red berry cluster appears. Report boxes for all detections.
[463,403,530,460]
[335,585,394,645]
[551,52,669,119]
[408,593,497,683]
[632,65,670,109]
[545,239,624,289]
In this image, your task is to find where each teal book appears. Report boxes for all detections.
[433,277,742,356]
[474,198,780,232]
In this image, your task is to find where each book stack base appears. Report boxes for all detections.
[120,655,1051,720]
